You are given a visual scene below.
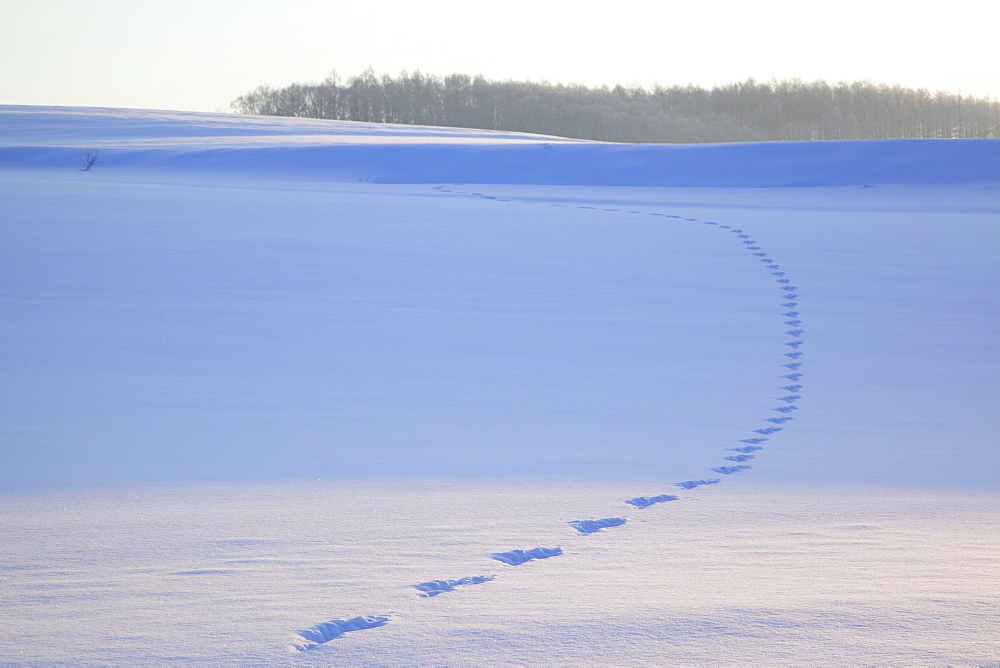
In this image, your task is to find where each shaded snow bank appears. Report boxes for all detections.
[2,105,998,186]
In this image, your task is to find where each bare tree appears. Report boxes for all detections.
[81,151,100,171]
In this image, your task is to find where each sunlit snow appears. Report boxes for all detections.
[1,106,998,665]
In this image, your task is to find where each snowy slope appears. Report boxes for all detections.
[3,105,999,186]
[1,106,998,665]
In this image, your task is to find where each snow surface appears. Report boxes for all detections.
[1,106,999,665]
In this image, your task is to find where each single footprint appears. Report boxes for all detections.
[292,615,389,650]
[491,547,563,566]
[412,576,494,597]
[712,465,752,475]
[676,479,721,490]
[625,494,679,509]
[569,518,627,535]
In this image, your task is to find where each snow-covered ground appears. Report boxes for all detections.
[1,106,998,665]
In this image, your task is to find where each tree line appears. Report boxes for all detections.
[231,69,1000,143]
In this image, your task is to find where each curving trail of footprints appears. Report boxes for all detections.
[290,185,805,651]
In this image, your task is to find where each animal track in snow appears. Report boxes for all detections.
[569,518,627,534]
[395,187,809,652]
[412,576,495,597]
[292,615,390,651]
[491,547,563,566]
[676,479,722,489]
[625,494,679,509]
[713,465,752,475]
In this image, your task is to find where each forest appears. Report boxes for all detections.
[231,69,1000,143]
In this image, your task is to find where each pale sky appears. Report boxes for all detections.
[2,0,998,113]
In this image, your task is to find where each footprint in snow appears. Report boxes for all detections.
[569,518,627,535]
[767,416,794,424]
[412,576,494,597]
[676,479,722,490]
[625,494,679,509]
[491,547,563,566]
[724,454,755,462]
[731,445,764,453]
[292,615,389,650]
[754,426,783,435]
[740,437,768,444]
[713,465,752,475]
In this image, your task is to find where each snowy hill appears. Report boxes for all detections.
[3,105,999,186]
[1,106,998,665]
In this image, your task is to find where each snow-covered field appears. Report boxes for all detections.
[2,106,998,665]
